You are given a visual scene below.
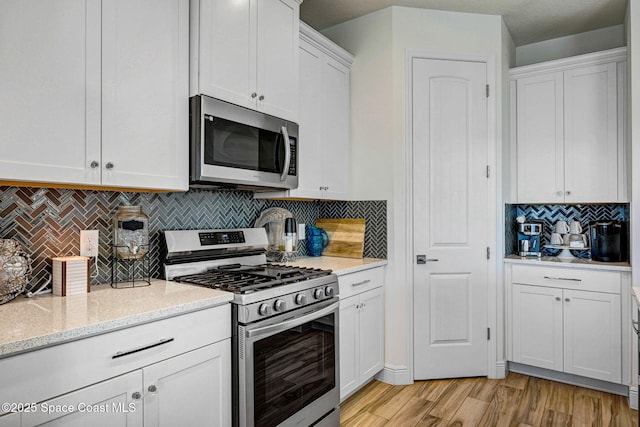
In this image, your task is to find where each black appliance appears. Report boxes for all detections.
[589,221,626,262]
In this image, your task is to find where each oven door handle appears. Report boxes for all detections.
[246,301,338,339]
[279,126,291,182]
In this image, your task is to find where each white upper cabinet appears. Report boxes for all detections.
[0,0,99,186]
[511,48,627,203]
[101,0,189,191]
[0,0,189,191]
[256,22,353,201]
[191,0,300,122]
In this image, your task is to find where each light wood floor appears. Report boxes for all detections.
[339,373,638,426]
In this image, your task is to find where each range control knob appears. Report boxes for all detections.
[313,289,324,300]
[324,286,335,298]
[258,303,271,316]
[273,299,286,312]
[295,294,307,305]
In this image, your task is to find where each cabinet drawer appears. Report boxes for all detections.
[338,267,384,299]
[511,264,620,294]
[0,304,230,412]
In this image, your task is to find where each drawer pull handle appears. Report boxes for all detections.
[112,338,174,359]
[352,279,371,287]
[543,276,581,282]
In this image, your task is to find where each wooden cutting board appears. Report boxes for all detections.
[315,218,365,258]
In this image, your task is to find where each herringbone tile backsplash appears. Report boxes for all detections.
[505,203,629,258]
[0,186,387,290]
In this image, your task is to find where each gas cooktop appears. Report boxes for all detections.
[172,263,333,294]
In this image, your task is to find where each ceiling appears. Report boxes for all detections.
[300,0,628,47]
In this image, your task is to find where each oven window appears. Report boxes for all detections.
[253,312,336,427]
[203,116,285,173]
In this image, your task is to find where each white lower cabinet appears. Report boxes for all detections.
[1,305,231,426]
[143,341,230,427]
[338,267,384,401]
[22,371,143,427]
[0,413,20,427]
[508,264,626,384]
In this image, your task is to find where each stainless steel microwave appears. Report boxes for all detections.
[190,95,298,190]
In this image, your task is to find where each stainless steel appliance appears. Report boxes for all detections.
[163,228,339,427]
[190,95,299,191]
[517,221,543,257]
[589,220,626,262]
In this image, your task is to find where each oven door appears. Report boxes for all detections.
[236,299,339,427]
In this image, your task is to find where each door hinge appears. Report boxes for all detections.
[486,247,490,260]
[486,165,490,178]
[487,328,491,340]
[486,84,489,98]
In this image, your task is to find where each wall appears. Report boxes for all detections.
[0,186,386,288]
[324,6,509,383]
[516,25,626,66]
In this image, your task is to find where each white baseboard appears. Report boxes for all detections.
[492,360,507,379]
[375,364,413,385]
[629,386,638,410]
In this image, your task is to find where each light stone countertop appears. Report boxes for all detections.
[504,254,631,272]
[0,279,233,358]
[282,256,387,275]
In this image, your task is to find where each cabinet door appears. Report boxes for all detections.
[0,0,101,186]
[195,0,254,108]
[563,289,621,382]
[143,340,231,427]
[564,63,618,202]
[0,413,20,427]
[516,72,564,203]
[512,284,563,371]
[101,0,188,191]
[256,0,299,122]
[21,371,143,427]
[339,297,359,401]
[293,39,325,199]
[358,287,384,381]
[322,56,351,201]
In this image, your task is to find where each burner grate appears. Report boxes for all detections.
[173,263,332,294]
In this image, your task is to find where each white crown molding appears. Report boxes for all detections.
[510,46,627,79]
[300,21,354,67]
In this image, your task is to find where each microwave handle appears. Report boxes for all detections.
[280,126,291,182]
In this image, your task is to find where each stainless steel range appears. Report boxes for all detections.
[163,228,340,427]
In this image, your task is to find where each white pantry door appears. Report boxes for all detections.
[412,58,489,379]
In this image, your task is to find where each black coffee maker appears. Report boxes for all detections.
[589,221,626,262]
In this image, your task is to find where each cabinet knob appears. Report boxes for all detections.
[90,161,99,169]
[251,92,257,98]
[565,298,570,302]
[132,392,142,400]
[148,385,157,393]
[556,191,563,196]
[555,297,561,301]
[259,95,264,101]
[105,162,114,170]
[565,191,571,196]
